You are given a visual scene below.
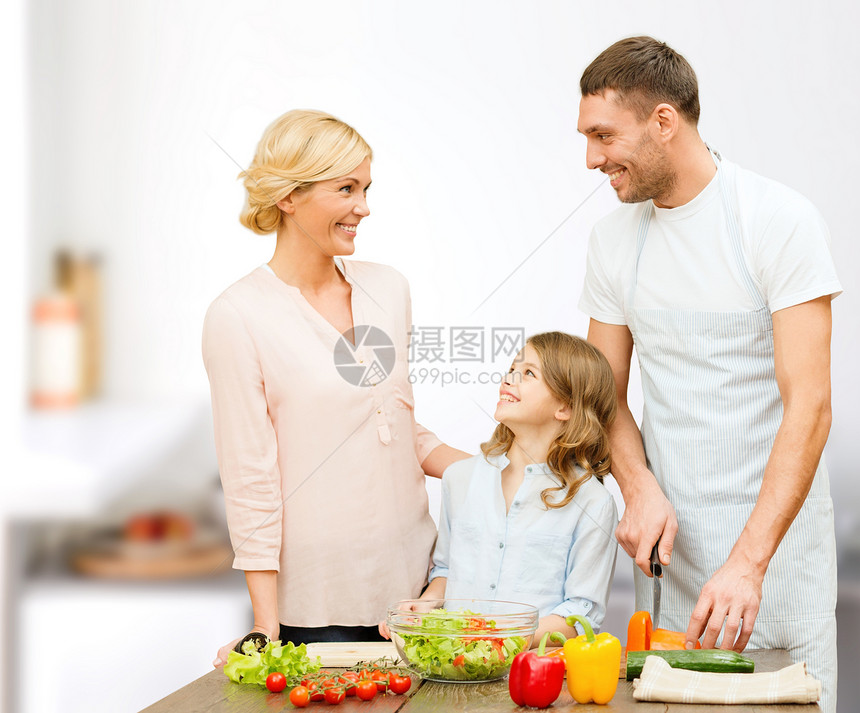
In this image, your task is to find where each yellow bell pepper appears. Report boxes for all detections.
[562,614,621,705]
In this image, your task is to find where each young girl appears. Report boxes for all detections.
[421,331,618,643]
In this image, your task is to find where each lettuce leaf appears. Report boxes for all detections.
[223,639,321,686]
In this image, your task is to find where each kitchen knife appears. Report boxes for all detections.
[650,542,662,630]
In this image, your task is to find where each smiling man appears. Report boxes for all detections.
[576,37,841,712]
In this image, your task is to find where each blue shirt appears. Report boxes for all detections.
[430,453,618,630]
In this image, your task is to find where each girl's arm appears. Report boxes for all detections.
[553,492,620,637]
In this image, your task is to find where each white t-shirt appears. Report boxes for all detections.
[579,159,842,323]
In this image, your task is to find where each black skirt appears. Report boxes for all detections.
[279,624,386,646]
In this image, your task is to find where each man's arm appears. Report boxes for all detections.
[685,296,833,651]
[587,319,678,575]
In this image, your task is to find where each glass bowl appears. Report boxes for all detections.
[386,598,538,682]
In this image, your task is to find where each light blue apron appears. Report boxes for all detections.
[626,151,837,711]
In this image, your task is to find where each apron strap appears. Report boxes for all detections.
[631,203,653,295]
[712,151,767,310]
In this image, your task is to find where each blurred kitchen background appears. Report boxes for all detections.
[1,1,858,712]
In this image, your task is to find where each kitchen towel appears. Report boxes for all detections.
[632,655,821,704]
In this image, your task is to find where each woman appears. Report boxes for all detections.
[203,109,468,665]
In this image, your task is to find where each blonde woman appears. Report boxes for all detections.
[404,332,619,645]
[203,110,468,664]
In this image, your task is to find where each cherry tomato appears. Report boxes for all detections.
[370,669,389,692]
[289,685,310,707]
[356,679,377,701]
[324,687,345,705]
[389,674,411,695]
[339,671,360,696]
[265,672,287,693]
[306,681,324,702]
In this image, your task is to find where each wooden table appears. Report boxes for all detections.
[141,649,819,712]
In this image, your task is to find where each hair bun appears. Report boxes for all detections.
[239,199,282,235]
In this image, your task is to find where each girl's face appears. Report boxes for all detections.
[280,157,371,255]
[495,344,568,429]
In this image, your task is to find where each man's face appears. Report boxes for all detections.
[577,90,676,205]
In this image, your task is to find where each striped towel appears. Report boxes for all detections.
[632,656,821,704]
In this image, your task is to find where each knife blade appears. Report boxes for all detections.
[650,542,662,630]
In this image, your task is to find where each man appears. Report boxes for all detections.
[577,36,840,711]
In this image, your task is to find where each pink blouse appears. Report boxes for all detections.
[202,261,441,627]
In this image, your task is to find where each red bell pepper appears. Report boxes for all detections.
[508,632,566,709]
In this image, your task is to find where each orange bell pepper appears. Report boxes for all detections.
[651,628,701,650]
[626,611,701,651]
[626,610,652,651]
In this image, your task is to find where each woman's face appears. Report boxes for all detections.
[285,157,371,255]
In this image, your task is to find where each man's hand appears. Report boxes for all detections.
[616,475,678,576]
[685,556,763,651]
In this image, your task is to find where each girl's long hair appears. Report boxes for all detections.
[481,332,617,509]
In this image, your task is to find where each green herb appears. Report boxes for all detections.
[223,639,321,687]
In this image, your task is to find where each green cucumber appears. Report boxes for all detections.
[625,649,755,680]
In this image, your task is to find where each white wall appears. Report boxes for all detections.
[26,0,860,528]
[13,0,860,706]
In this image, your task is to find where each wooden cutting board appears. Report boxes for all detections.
[305,641,400,667]
[304,643,629,675]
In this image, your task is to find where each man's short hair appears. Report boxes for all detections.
[580,36,700,124]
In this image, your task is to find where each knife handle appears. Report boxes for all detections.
[650,542,662,577]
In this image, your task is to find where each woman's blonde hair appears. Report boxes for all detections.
[239,109,373,235]
[481,332,617,509]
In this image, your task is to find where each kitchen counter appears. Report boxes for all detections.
[141,648,819,712]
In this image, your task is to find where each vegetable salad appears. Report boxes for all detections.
[399,609,528,681]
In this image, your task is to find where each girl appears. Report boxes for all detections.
[420,331,618,643]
